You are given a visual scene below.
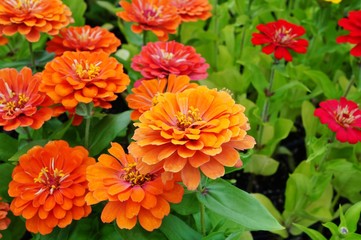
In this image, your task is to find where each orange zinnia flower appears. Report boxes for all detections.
[0,67,53,131]
[46,25,121,56]
[126,75,198,121]
[117,0,181,41]
[170,0,212,22]
[40,51,130,111]
[0,0,73,42]
[86,142,184,231]
[0,197,10,239]
[129,86,256,190]
[8,140,96,235]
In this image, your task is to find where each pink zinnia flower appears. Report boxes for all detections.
[314,97,361,144]
[132,41,209,80]
[336,10,361,57]
[251,19,309,61]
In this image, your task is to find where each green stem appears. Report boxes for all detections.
[198,185,206,236]
[257,59,279,146]
[356,61,361,91]
[213,0,218,71]
[343,77,355,98]
[24,127,32,142]
[84,104,93,149]
[28,42,35,71]
[143,31,148,46]
[331,192,340,210]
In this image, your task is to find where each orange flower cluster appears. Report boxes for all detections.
[86,142,184,231]
[126,75,198,121]
[0,197,10,239]
[8,140,95,235]
[129,86,256,190]
[117,0,181,41]
[46,25,121,56]
[170,0,212,22]
[0,67,53,131]
[0,0,73,42]
[40,51,130,111]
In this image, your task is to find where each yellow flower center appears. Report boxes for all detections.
[335,105,361,127]
[152,92,165,106]
[123,163,152,186]
[34,166,68,195]
[74,60,101,80]
[176,106,202,129]
[0,84,30,116]
[7,0,40,10]
[160,49,174,61]
[274,26,296,45]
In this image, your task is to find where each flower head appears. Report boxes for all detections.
[170,0,212,22]
[0,0,73,42]
[0,67,53,131]
[46,25,121,56]
[336,11,361,57]
[126,75,198,121]
[251,19,309,61]
[117,0,181,41]
[40,51,130,111]
[132,41,209,80]
[314,97,361,144]
[129,86,256,190]
[8,140,95,234]
[0,197,10,239]
[86,142,184,231]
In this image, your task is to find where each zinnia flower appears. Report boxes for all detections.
[126,75,198,121]
[132,41,209,80]
[40,51,130,111]
[314,97,361,144]
[46,25,121,56]
[170,0,212,22]
[117,0,181,41]
[251,19,309,61]
[336,11,361,57]
[129,86,256,190]
[0,197,10,239]
[0,0,73,42]
[86,142,184,231]
[0,67,53,131]
[8,140,96,235]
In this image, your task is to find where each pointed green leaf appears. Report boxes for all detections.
[293,223,327,240]
[160,214,202,240]
[0,133,18,161]
[196,179,284,231]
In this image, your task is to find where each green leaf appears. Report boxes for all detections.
[293,223,327,240]
[301,100,317,139]
[89,111,131,156]
[115,223,167,240]
[0,163,14,201]
[9,140,48,162]
[196,178,284,231]
[344,201,361,233]
[0,133,18,161]
[244,154,279,176]
[171,192,199,215]
[202,232,225,240]
[63,0,87,26]
[303,69,339,99]
[323,222,339,236]
[160,214,202,240]
[96,1,121,14]
[0,212,26,240]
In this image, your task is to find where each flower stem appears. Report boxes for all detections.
[84,104,93,149]
[343,77,355,98]
[199,199,206,235]
[213,0,219,71]
[257,59,279,146]
[28,42,36,71]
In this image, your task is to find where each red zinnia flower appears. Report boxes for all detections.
[126,75,198,121]
[8,140,96,235]
[117,0,181,41]
[314,97,361,144]
[0,67,53,131]
[86,142,184,231]
[170,0,212,22]
[336,10,361,57]
[129,86,256,190]
[251,19,309,61]
[132,41,209,80]
[46,25,121,56]
[0,197,10,239]
[0,0,73,42]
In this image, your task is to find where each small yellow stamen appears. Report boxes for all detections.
[75,61,101,79]
[123,163,152,186]
[176,106,202,129]
[152,92,165,106]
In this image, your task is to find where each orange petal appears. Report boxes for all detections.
[101,201,122,223]
[181,163,200,190]
[138,208,162,231]
[200,159,225,179]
